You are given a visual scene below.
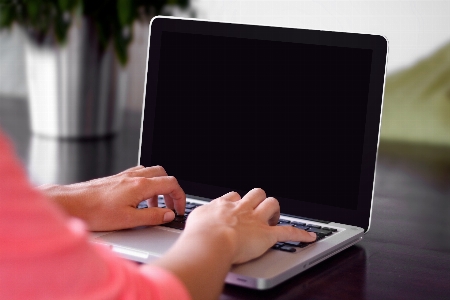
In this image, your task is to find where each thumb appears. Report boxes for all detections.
[130,207,175,227]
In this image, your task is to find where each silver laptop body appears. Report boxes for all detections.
[93,16,388,290]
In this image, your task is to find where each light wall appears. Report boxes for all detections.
[193,0,450,74]
[1,1,449,106]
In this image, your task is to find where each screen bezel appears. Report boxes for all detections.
[140,16,388,232]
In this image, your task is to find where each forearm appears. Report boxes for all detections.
[151,228,236,300]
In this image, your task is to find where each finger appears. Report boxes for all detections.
[164,194,174,211]
[254,197,280,226]
[271,225,317,243]
[125,165,168,178]
[219,191,241,202]
[240,188,267,208]
[127,207,176,227]
[147,195,158,207]
[139,176,186,215]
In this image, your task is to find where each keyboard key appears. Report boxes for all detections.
[291,221,306,226]
[306,224,322,229]
[174,214,186,222]
[161,221,185,230]
[284,229,329,248]
[293,224,309,231]
[271,242,285,250]
[279,246,296,253]
[137,201,148,209]
[307,227,333,236]
[277,223,293,227]
[284,241,303,247]
[316,233,326,240]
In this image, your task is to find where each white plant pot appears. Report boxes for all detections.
[24,17,128,138]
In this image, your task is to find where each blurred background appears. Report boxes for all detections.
[1,0,450,185]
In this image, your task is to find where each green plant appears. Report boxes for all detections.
[0,0,189,64]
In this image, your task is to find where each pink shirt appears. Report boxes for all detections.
[0,130,191,300]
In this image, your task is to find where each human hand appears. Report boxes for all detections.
[152,188,316,300]
[183,188,316,264]
[39,165,186,231]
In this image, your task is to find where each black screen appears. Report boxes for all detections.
[143,30,373,211]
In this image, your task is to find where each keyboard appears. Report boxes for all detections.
[272,219,337,252]
[137,197,200,230]
[137,198,337,253]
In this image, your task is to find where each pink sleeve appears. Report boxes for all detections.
[0,130,191,300]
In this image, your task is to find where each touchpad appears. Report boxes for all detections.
[95,226,181,262]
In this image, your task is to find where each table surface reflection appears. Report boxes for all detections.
[1,97,449,299]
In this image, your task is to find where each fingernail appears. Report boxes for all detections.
[163,211,175,222]
[308,232,317,239]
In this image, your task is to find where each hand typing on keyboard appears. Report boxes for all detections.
[39,165,186,231]
[158,188,316,262]
[154,188,316,299]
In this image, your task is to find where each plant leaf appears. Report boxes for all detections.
[26,0,40,23]
[58,0,70,11]
[58,0,81,12]
[114,26,132,65]
[0,4,15,27]
[117,0,133,26]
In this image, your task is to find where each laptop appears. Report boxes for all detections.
[92,16,388,290]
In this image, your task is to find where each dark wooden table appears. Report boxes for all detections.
[1,97,449,300]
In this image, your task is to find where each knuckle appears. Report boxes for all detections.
[123,170,137,177]
[118,177,130,185]
[131,177,147,187]
[254,188,266,197]
[266,197,279,206]
[153,165,167,175]
[211,197,222,204]
[234,191,242,197]
[229,191,241,199]
[167,176,178,184]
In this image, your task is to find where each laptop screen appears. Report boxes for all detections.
[140,18,387,230]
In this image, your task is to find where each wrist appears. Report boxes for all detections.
[153,227,236,300]
[38,184,65,205]
[38,184,76,217]
[181,225,237,264]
